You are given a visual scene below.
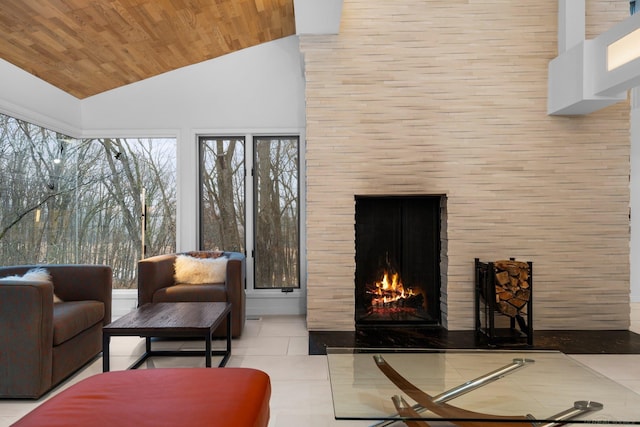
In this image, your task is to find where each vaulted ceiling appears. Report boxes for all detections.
[0,0,296,99]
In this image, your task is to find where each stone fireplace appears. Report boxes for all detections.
[354,195,444,327]
[301,0,630,333]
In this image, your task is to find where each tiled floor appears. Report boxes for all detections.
[1,315,639,427]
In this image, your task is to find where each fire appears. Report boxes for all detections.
[368,269,416,306]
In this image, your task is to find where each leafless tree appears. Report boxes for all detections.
[200,138,244,252]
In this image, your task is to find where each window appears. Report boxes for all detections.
[253,136,299,289]
[0,113,176,288]
[199,135,300,290]
[198,137,246,252]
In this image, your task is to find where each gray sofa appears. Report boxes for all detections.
[0,265,112,399]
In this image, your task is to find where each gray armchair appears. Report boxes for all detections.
[0,264,112,399]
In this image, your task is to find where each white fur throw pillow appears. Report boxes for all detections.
[0,268,63,303]
[174,255,228,284]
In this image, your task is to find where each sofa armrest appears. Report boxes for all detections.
[138,254,178,306]
[225,251,246,291]
[225,252,246,330]
[0,280,54,398]
[46,265,113,325]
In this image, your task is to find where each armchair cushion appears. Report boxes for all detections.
[153,283,227,302]
[174,254,228,284]
[52,301,105,346]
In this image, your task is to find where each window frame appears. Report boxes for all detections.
[197,133,302,292]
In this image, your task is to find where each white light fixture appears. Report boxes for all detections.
[548,2,640,115]
[607,27,640,71]
[53,143,64,164]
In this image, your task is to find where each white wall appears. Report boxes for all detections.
[0,58,82,136]
[80,36,305,133]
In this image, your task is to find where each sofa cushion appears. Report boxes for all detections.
[52,301,104,346]
[153,284,227,302]
[174,255,228,284]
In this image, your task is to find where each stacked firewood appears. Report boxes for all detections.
[493,260,531,317]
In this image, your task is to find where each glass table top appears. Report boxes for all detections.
[326,348,640,425]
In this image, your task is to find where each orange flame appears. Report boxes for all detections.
[368,269,415,305]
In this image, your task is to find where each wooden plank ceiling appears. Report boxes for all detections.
[0,0,296,99]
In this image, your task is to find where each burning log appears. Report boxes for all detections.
[493,260,530,318]
[366,268,426,316]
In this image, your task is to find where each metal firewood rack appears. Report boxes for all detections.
[474,258,533,346]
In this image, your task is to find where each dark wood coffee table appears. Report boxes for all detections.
[102,302,231,371]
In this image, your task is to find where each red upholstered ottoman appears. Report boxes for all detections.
[13,368,271,427]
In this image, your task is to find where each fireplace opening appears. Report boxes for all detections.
[355,195,442,327]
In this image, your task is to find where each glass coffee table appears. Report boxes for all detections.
[326,348,640,425]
